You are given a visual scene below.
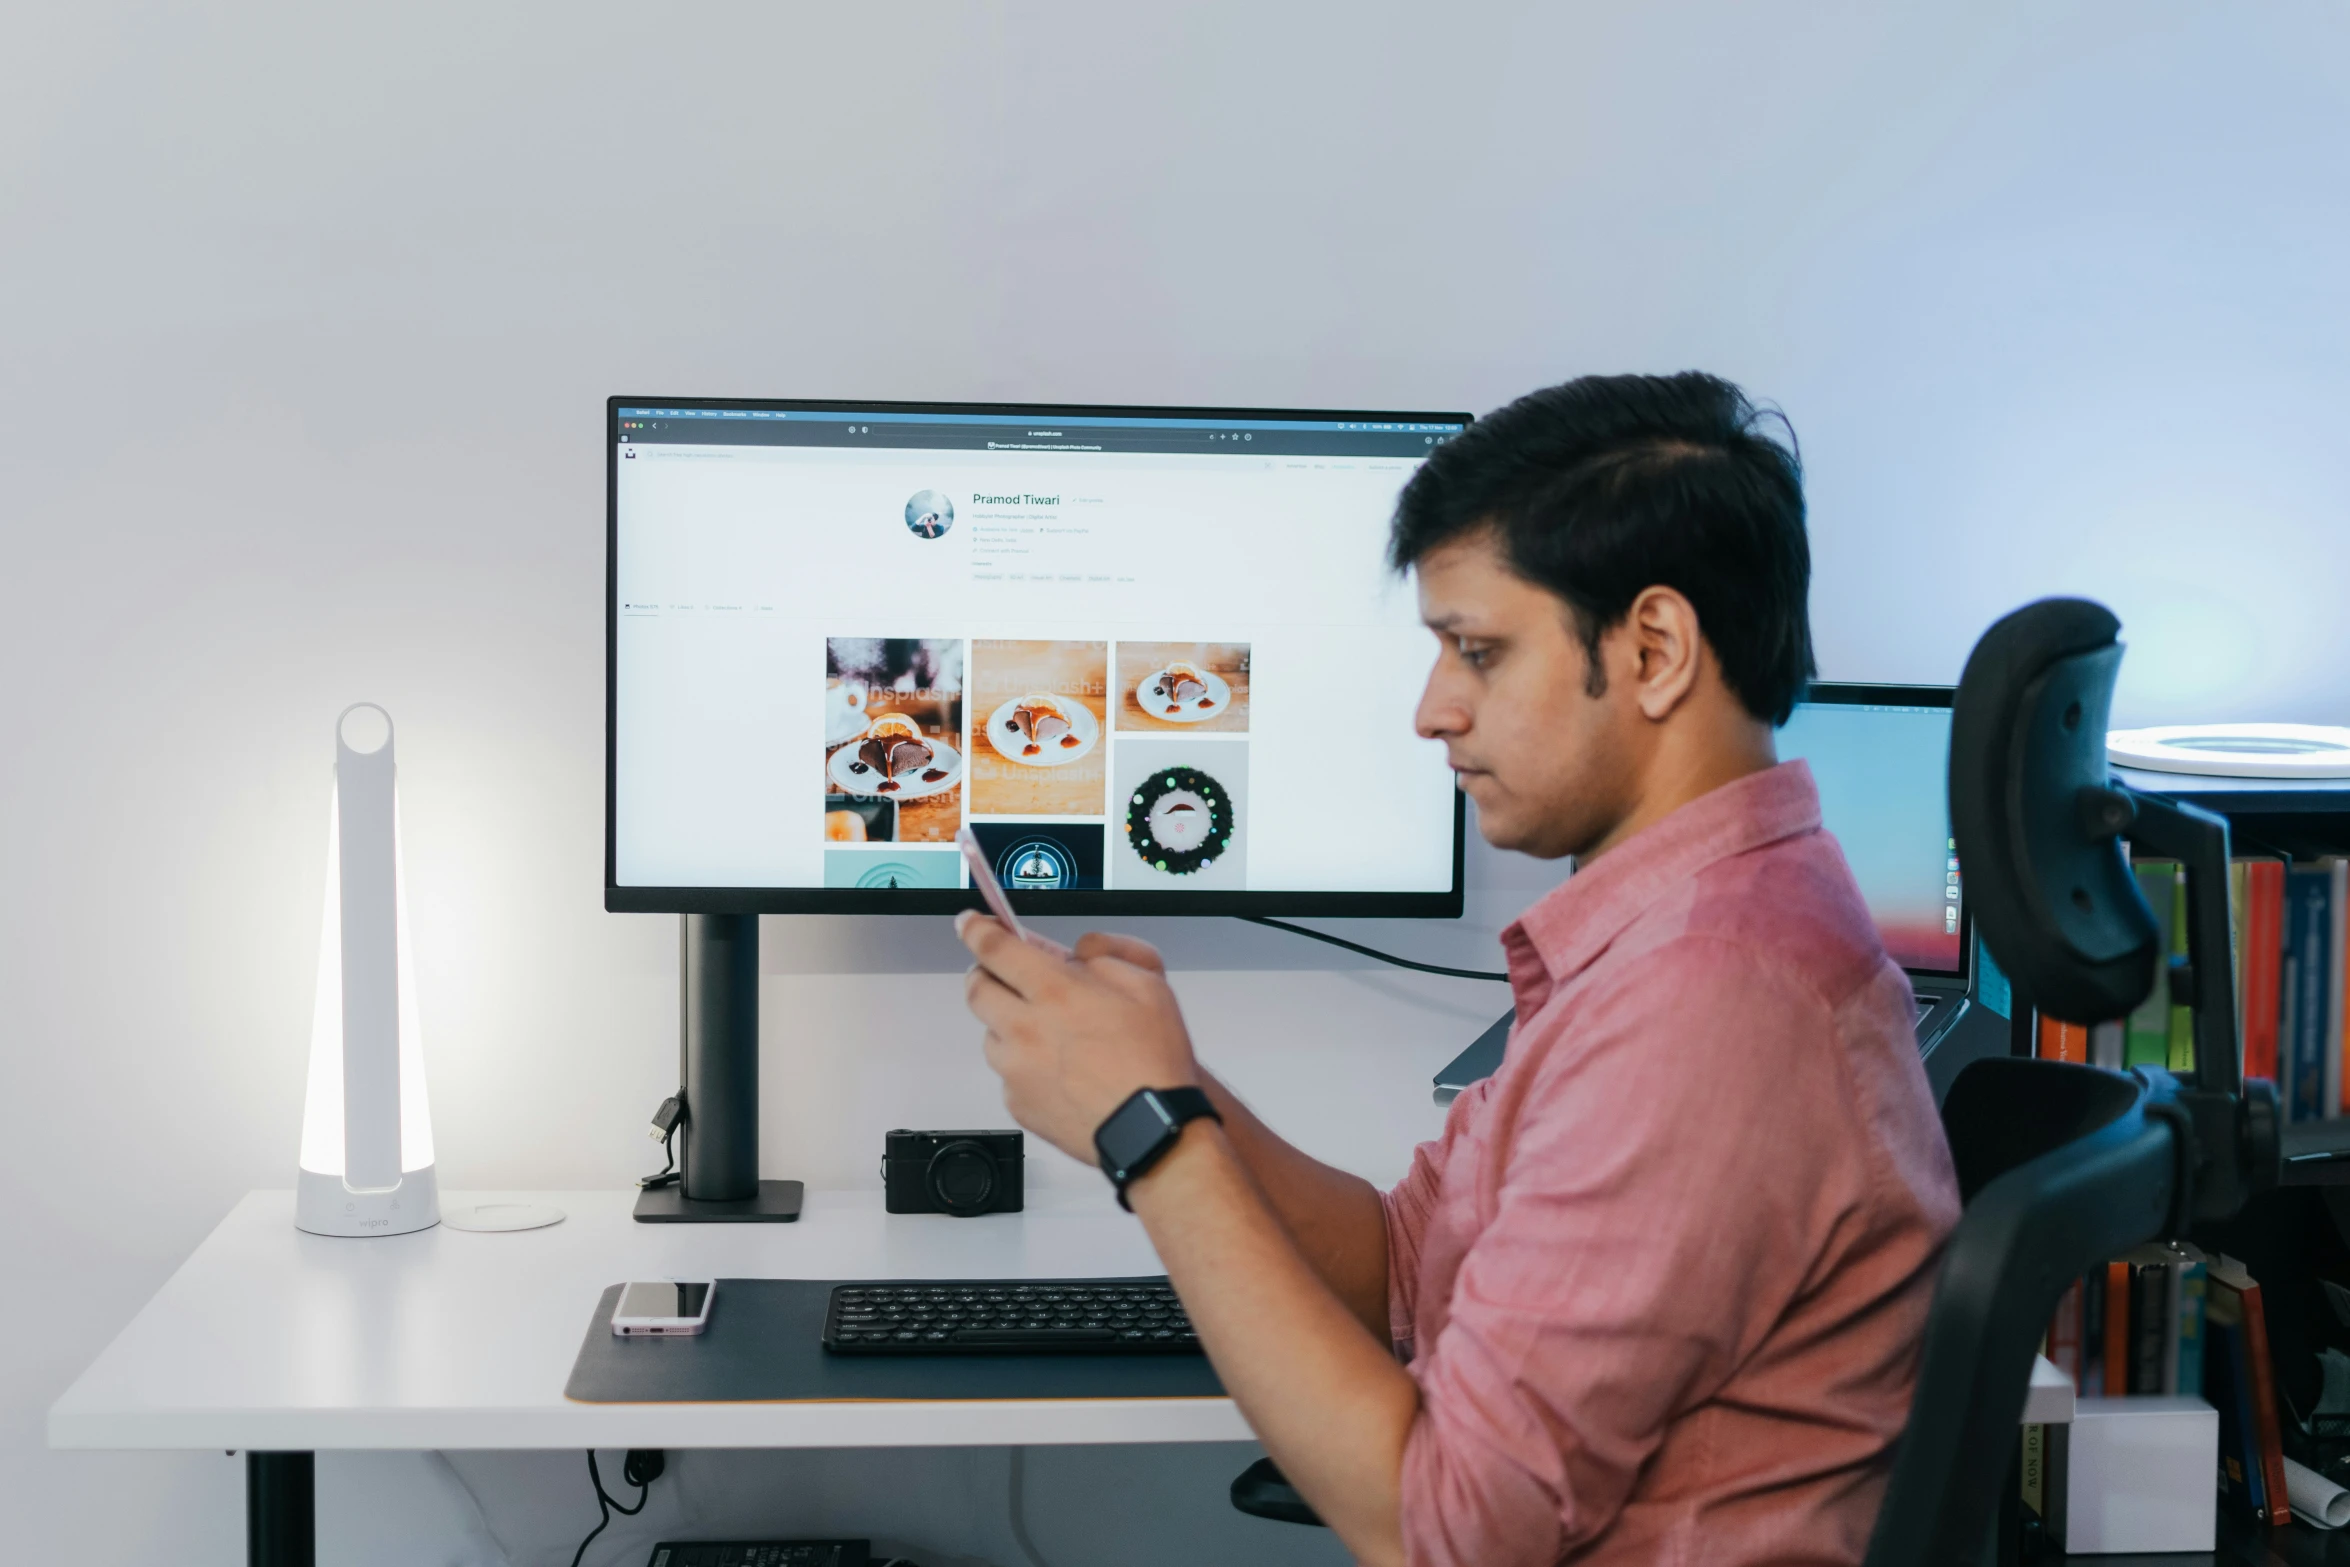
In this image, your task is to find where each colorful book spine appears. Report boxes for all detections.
[2081,1264,2107,1395]
[2173,1248,2206,1396]
[2048,1278,2082,1387]
[2333,859,2349,1116]
[2237,858,2285,1088]
[2286,866,2335,1122]
[2168,870,2196,1072]
[2205,1293,2268,1521]
[2209,1255,2292,1526]
[2037,1015,2088,1064]
[2103,1258,2131,1397]
[2129,861,2180,1069]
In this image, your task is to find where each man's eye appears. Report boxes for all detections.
[1456,640,1492,669]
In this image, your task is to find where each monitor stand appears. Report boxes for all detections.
[633,913,804,1223]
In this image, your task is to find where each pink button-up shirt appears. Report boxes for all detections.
[1383,761,1960,1566]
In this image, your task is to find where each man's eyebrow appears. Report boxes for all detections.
[1421,611,1482,633]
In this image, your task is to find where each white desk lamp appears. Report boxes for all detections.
[295,703,440,1237]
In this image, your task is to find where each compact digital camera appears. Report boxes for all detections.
[883,1129,1025,1217]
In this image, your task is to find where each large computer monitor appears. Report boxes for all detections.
[1777,682,1969,982]
[606,398,1472,916]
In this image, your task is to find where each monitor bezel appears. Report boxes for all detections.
[1793,680,1971,982]
[605,394,1471,918]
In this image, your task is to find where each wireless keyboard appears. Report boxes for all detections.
[821,1276,1201,1354]
[646,1544,866,1567]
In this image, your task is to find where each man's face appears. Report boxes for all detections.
[1412,533,1642,860]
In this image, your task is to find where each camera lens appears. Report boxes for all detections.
[926,1139,998,1216]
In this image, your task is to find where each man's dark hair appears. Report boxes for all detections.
[1390,371,1815,724]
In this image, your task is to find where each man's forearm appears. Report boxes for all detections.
[1130,1120,1414,1567]
[1196,1070,1391,1338]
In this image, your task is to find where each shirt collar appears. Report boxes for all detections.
[1499,760,1824,1013]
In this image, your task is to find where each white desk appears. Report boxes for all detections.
[51,1187,1249,1454]
[51,1186,2076,1561]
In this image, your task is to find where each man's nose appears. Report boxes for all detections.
[1415,670,1468,740]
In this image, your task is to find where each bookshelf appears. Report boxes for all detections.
[2041,768,2350,1562]
[2110,768,2350,1184]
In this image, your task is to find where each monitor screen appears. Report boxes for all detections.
[1778,684,1967,978]
[607,399,1470,915]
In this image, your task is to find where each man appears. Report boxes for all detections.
[956,373,1960,1566]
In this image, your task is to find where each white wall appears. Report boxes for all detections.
[4,3,2346,1562]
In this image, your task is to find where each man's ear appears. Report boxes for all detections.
[1626,585,1705,721]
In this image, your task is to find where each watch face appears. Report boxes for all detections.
[1096,1090,1176,1178]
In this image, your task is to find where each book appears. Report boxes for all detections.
[2208,1254,2292,1525]
[2038,1015,2088,1064]
[2081,1264,2107,1395]
[2286,866,2336,1122]
[2128,862,2180,1069]
[2090,1019,2126,1071]
[2103,1258,2131,1398]
[2022,1421,2045,1517]
[2168,868,2196,1072]
[2237,858,2286,1088]
[2130,1252,2172,1393]
[2048,1278,2082,1387]
[2205,1290,2269,1521]
[2172,1245,2207,1396]
[2334,859,2350,1117]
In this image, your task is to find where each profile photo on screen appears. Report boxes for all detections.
[904,489,955,540]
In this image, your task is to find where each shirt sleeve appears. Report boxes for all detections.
[1381,1105,1457,1355]
[1397,937,1850,1567]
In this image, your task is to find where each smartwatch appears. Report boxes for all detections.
[1094,1086,1221,1210]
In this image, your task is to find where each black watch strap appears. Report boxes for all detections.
[1094,1086,1221,1211]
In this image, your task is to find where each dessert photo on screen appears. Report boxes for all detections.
[824,796,897,844]
[968,822,1105,892]
[970,639,1108,818]
[1112,739,1248,890]
[1115,640,1250,732]
[824,638,965,843]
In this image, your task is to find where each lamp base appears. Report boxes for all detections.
[633,1179,805,1223]
[296,1164,440,1236]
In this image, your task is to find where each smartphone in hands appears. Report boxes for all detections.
[957,826,1026,938]
[956,827,1068,956]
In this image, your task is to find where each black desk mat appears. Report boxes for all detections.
[566,1280,1229,1403]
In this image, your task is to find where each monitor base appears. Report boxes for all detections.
[633,1179,805,1223]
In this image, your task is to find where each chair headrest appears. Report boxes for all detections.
[1949,598,2159,1023]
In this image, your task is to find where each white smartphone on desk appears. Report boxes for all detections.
[610,1280,716,1336]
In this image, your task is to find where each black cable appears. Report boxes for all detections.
[639,1094,685,1190]
[638,1119,679,1190]
[1238,916,1510,983]
[569,1448,656,1567]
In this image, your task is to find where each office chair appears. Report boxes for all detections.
[1232,598,2281,1561]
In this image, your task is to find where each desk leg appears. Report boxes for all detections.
[246,1451,314,1567]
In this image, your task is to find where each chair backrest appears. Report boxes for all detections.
[1861,1057,2178,1567]
[1864,597,2198,1565]
[1947,597,2159,1024]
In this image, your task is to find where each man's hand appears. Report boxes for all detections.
[956,912,1201,1163]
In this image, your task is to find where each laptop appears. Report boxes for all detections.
[1433,682,1972,1102]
